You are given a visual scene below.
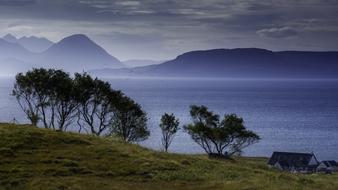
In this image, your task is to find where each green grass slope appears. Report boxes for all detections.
[0,123,337,190]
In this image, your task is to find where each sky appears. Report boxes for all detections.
[0,0,338,61]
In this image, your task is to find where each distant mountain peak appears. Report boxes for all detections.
[17,36,54,52]
[41,34,124,71]
[0,33,125,75]
[1,34,54,52]
[3,34,17,43]
[51,34,106,52]
[60,34,92,43]
[52,34,104,51]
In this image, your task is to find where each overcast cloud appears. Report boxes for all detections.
[0,0,337,60]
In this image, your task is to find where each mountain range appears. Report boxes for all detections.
[3,34,53,52]
[0,34,123,75]
[89,48,338,79]
[1,33,338,78]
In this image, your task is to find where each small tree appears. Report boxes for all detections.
[110,93,149,143]
[159,113,180,152]
[184,105,260,158]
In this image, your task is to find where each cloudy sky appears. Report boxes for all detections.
[0,0,337,60]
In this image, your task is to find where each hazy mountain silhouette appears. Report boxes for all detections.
[2,34,17,43]
[2,34,53,52]
[0,38,35,60]
[90,48,338,78]
[123,59,165,68]
[17,36,54,52]
[2,33,337,78]
[0,34,124,75]
[40,34,123,72]
[0,39,38,75]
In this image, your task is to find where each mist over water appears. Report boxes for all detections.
[1,77,338,160]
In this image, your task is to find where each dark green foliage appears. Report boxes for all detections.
[73,73,150,142]
[74,73,115,135]
[159,113,180,152]
[49,70,78,131]
[12,68,53,126]
[110,94,149,142]
[12,68,79,131]
[12,68,149,141]
[184,105,260,158]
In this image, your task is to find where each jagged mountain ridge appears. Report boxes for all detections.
[0,34,124,75]
[2,34,54,52]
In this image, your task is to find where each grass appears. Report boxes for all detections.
[0,123,337,190]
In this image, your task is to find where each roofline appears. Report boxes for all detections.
[267,151,318,165]
[271,151,314,155]
[311,152,320,164]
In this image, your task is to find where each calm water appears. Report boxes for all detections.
[1,77,338,160]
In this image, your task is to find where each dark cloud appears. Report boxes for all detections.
[0,0,337,60]
[0,0,35,6]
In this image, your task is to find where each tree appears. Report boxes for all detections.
[49,70,79,131]
[12,68,54,127]
[110,93,149,143]
[12,68,149,138]
[184,105,260,158]
[159,113,180,152]
[13,73,39,126]
[74,73,115,135]
[12,68,79,131]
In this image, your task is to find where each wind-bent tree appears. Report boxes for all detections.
[110,93,149,143]
[49,70,79,131]
[74,73,115,135]
[12,68,79,131]
[13,73,39,126]
[12,68,150,138]
[159,113,180,152]
[184,105,260,158]
[12,68,54,126]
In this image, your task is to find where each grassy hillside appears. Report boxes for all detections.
[0,123,337,190]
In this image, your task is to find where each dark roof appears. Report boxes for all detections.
[321,160,338,167]
[268,152,318,168]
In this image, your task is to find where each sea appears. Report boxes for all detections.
[1,77,338,160]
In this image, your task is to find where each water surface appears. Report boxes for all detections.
[1,77,338,160]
